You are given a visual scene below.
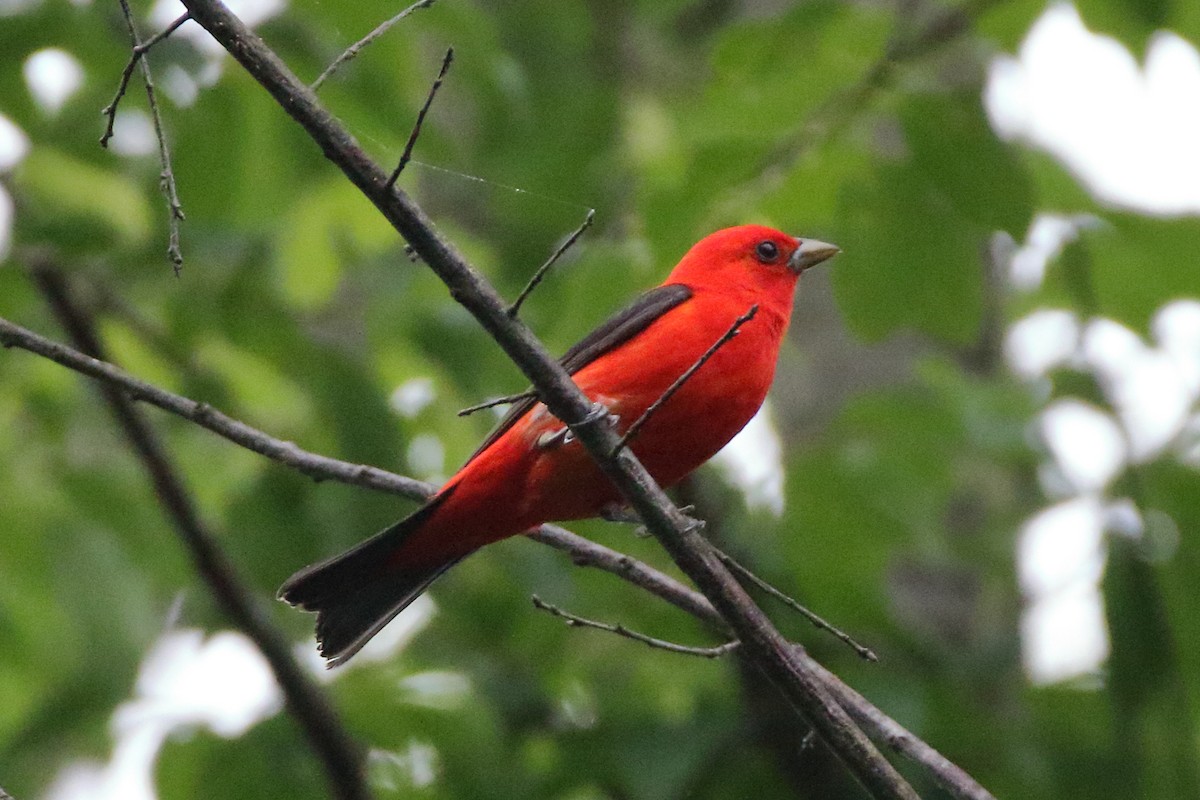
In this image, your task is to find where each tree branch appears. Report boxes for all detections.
[100,11,190,147]
[611,304,757,456]
[457,389,536,417]
[507,209,595,318]
[0,310,994,799]
[26,266,371,800]
[105,0,186,272]
[386,46,453,190]
[310,0,437,90]
[716,549,878,662]
[531,595,739,658]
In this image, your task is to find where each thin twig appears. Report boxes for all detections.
[106,1,187,273]
[507,209,595,317]
[100,12,190,147]
[457,389,535,417]
[611,304,758,456]
[27,265,371,800]
[386,47,453,190]
[717,550,878,662]
[531,595,739,658]
[0,310,993,799]
[311,0,437,91]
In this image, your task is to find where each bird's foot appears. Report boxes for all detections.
[536,403,619,451]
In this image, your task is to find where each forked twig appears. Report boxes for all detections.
[532,595,739,658]
[716,549,878,662]
[507,209,595,317]
[104,1,187,272]
[311,0,438,90]
[100,12,190,147]
[386,47,454,190]
[611,304,758,456]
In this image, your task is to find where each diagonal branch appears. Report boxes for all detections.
[0,310,993,799]
[507,209,595,318]
[457,389,536,417]
[25,266,370,800]
[116,4,920,796]
[611,304,757,456]
[0,313,431,498]
[311,0,437,90]
[531,595,740,658]
[716,549,878,662]
[386,47,453,190]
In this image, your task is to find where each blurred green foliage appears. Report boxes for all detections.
[2,0,1199,798]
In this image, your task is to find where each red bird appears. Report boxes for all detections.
[280,225,838,665]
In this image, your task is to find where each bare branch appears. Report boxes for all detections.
[27,265,370,800]
[716,549,878,662]
[507,209,595,318]
[531,595,739,658]
[311,0,437,91]
[0,313,432,499]
[809,656,998,800]
[0,309,993,799]
[457,389,536,417]
[611,304,758,456]
[386,47,453,190]
[100,12,190,147]
[103,1,187,272]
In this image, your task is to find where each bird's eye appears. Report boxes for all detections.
[754,240,780,263]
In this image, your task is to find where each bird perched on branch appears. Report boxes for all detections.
[280,224,838,665]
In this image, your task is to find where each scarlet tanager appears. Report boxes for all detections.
[281,225,838,665]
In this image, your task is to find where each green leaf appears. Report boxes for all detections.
[832,162,985,344]
[12,147,152,250]
[902,93,1035,235]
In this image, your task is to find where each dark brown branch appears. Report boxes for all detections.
[311,0,437,90]
[717,550,877,662]
[26,266,370,800]
[457,389,536,417]
[386,47,453,190]
[531,595,739,658]
[104,1,187,272]
[611,304,758,456]
[0,312,993,799]
[507,208,595,318]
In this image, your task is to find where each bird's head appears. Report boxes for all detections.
[664,225,839,302]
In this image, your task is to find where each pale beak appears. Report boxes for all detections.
[788,238,840,273]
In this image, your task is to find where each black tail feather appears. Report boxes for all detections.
[279,494,460,667]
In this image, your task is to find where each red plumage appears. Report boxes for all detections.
[280,224,838,665]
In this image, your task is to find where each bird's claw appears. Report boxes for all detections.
[535,403,619,451]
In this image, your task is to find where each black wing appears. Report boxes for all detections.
[464,283,693,463]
